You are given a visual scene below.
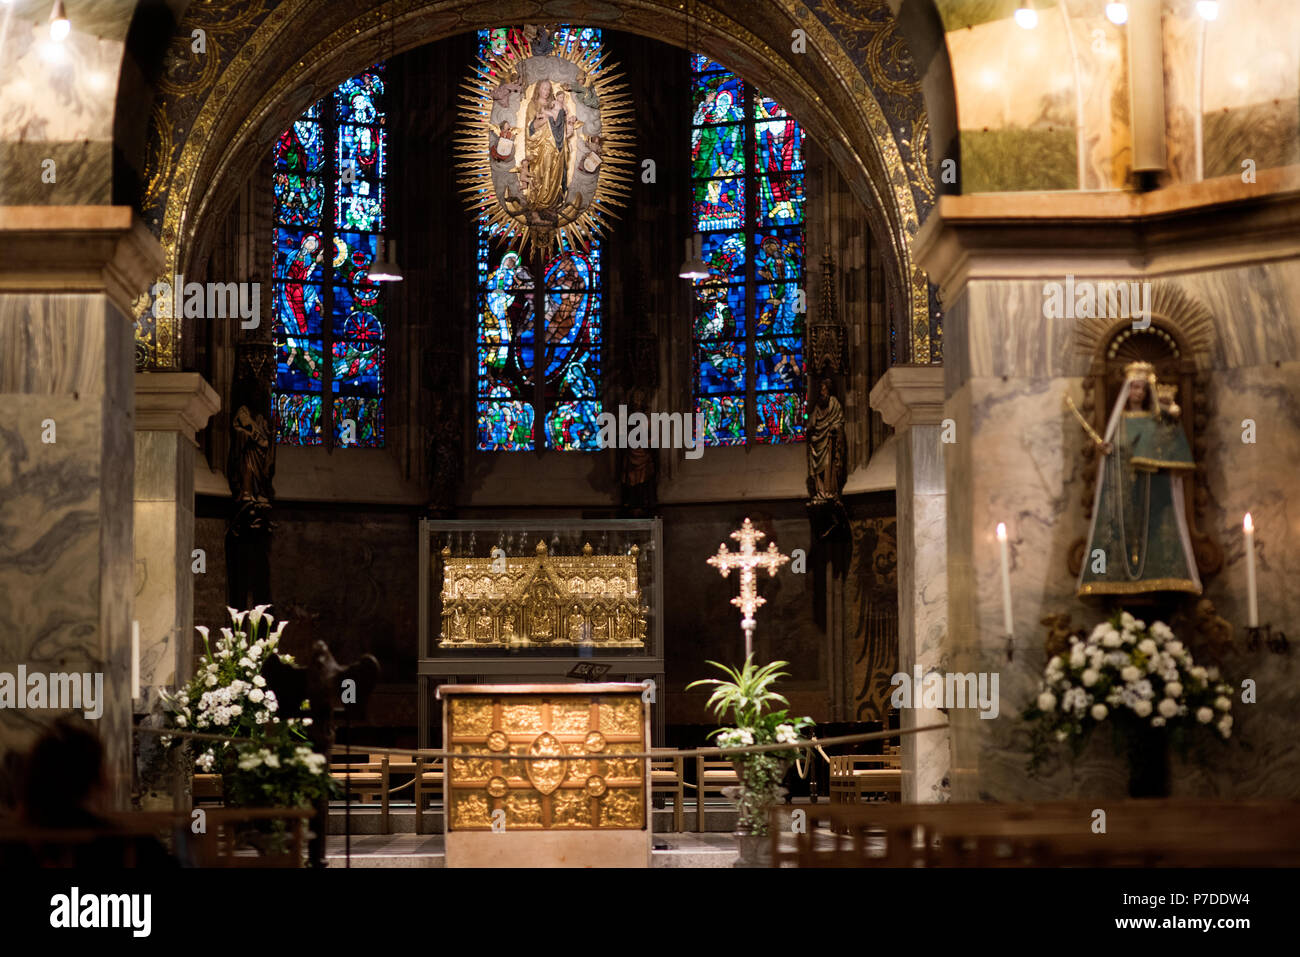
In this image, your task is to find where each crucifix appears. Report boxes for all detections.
[707,517,790,658]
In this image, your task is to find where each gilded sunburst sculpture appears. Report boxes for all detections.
[457,26,634,257]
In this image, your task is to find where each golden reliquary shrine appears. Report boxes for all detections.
[439,685,652,867]
[438,540,647,649]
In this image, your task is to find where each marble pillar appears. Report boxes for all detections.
[133,374,219,707]
[0,207,161,809]
[870,366,950,802]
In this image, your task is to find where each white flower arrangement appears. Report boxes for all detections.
[1026,613,1235,759]
[162,606,318,782]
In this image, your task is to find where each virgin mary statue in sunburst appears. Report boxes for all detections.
[521,78,576,213]
[457,25,632,256]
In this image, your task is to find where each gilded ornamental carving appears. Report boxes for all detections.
[439,540,646,649]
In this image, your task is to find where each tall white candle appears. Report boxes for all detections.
[131,620,140,700]
[996,523,1014,636]
[1243,513,1259,627]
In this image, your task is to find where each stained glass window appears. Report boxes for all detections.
[475,28,604,451]
[691,57,806,445]
[273,66,386,447]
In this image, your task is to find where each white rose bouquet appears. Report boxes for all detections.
[1024,611,1233,773]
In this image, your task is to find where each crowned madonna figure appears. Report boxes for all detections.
[1076,361,1202,597]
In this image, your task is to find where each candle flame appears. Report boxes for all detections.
[1244,512,1254,533]
[996,522,1007,541]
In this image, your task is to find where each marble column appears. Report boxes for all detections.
[0,207,161,809]
[870,366,950,802]
[134,374,219,707]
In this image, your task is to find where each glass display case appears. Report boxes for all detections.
[417,519,664,746]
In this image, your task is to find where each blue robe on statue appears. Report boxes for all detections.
[1077,379,1202,597]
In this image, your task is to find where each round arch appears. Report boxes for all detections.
[126,0,956,367]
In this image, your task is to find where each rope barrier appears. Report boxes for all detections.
[135,722,947,762]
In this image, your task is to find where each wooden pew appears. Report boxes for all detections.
[828,750,902,806]
[0,809,314,867]
[773,799,1300,868]
[415,755,445,836]
[694,757,739,831]
[651,750,685,833]
[329,749,387,804]
[190,808,315,867]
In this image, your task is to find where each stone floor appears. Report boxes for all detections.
[323,830,741,867]
[319,799,831,867]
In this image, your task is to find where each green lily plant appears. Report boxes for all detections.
[687,655,814,835]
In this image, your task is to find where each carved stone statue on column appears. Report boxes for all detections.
[226,342,276,609]
[807,377,847,504]
[620,385,656,515]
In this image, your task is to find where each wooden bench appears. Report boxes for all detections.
[408,748,444,832]
[191,807,315,867]
[828,748,901,807]
[650,750,685,833]
[695,757,739,831]
[0,811,182,867]
[773,799,1300,868]
[329,749,388,821]
[193,773,223,802]
[0,809,314,867]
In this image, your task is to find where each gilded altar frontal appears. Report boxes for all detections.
[442,688,649,831]
[439,541,647,649]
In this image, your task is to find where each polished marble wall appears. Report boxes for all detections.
[897,424,951,802]
[0,2,133,205]
[944,262,1300,800]
[133,429,195,706]
[0,293,135,806]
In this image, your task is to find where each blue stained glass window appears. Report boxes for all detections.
[691,58,806,445]
[691,53,728,74]
[335,72,385,125]
[692,177,744,231]
[475,27,604,452]
[692,72,744,124]
[273,65,387,447]
[694,284,746,340]
[273,173,324,225]
[758,172,805,227]
[754,118,803,173]
[276,120,324,173]
[337,125,386,179]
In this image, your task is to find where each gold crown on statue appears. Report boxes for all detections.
[1155,383,1178,401]
[1124,361,1157,379]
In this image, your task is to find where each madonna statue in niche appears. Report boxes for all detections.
[1076,361,1202,597]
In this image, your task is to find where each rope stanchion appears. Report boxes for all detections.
[134,722,947,762]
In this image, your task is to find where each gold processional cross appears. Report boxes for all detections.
[707,517,790,659]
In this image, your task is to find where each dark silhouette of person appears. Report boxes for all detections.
[3,720,175,868]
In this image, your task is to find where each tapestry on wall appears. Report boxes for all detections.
[848,517,898,722]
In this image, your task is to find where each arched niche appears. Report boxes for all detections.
[1068,283,1222,582]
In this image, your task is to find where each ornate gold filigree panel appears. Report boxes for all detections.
[443,689,648,831]
[440,540,646,649]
